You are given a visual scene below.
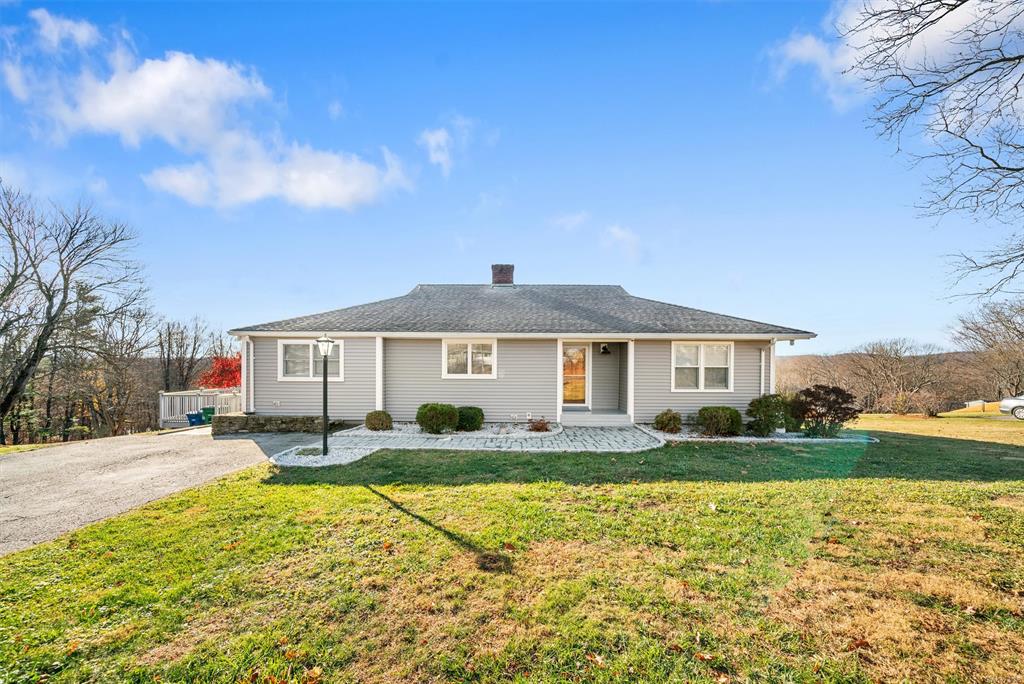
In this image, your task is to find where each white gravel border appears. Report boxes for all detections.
[636,424,879,444]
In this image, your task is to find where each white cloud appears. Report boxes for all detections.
[418,113,486,177]
[771,32,862,111]
[770,0,1021,112]
[602,225,641,262]
[418,127,453,177]
[143,162,213,205]
[29,9,99,52]
[327,99,344,120]
[2,61,28,101]
[5,14,408,211]
[550,211,589,231]
[59,51,270,147]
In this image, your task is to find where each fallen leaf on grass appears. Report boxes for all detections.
[585,653,606,668]
[694,652,715,662]
[284,648,301,660]
[503,542,516,551]
[66,640,79,654]
[847,638,870,651]
[222,541,241,551]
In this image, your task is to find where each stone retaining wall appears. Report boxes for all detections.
[212,413,350,436]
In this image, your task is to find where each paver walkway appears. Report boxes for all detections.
[272,426,663,466]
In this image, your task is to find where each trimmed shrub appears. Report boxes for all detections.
[796,384,860,437]
[653,408,683,434]
[746,394,787,437]
[781,393,807,432]
[457,406,485,432]
[527,416,550,432]
[416,403,459,434]
[696,406,743,437]
[364,410,393,431]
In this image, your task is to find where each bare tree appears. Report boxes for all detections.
[86,306,159,436]
[0,181,141,427]
[953,297,1024,396]
[156,317,211,391]
[843,0,1024,292]
[847,338,946,412]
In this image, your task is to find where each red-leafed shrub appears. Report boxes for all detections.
[198,354,241,388]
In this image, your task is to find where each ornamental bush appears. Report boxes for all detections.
[796,384,860,437]
[696,406,743,437]
[527,416,551,432]
[457,406,485,432]
[364,410,393,431]
[781,392,807,432]
[653,408,683,433]
[416,403,459,434]
[746,394,787,437]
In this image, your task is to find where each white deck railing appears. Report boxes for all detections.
[159,389,241,428]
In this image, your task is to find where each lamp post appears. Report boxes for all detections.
[316,334,335,456]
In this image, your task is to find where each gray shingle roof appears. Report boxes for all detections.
[232,284,813,337]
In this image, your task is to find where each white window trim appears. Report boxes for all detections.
[277,339,345,382]
[441,338,498,379]
[670,341,734,392]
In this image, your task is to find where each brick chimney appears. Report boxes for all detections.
[491,264,514,285]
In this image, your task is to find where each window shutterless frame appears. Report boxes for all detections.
[670,341,734,392]
[440,338,498,379]
[277,339,345,382]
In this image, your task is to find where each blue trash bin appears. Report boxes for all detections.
[186,411,205,426]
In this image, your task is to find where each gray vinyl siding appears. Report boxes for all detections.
[385,338,557,422]
[251,337,376,419]
[590,342,621,410]
[633,340,769,422]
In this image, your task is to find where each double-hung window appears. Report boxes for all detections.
[277,340,344,381]
[442,339,497,379]
[671,341,733,391]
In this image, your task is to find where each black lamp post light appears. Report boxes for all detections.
[316,334,335,455]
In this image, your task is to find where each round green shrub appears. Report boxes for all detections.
[416,403,459,434]
[696,406,743,437]
[457,406,485,432]
[746,394,787,437]
[364,410,393,431]
[653,408,683,433]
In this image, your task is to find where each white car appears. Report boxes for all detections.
[1000,395,1024,420]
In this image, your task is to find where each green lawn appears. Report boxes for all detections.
[2,424,1023,683]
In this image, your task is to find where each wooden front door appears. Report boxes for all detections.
[562,344,587,405]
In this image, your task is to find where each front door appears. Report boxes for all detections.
[562,344,587,405]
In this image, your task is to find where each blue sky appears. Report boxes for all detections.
[1,2,1006,355]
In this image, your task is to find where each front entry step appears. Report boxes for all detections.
[560,410,633,427]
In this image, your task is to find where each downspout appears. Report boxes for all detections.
[769,338,777,394]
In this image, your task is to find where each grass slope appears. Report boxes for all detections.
[1,422,1023,683]
[853,413,1024,447]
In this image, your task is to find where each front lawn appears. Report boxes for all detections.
[1,425,1023,683]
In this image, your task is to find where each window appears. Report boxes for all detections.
[671,341,733,391]
[442,339,496,378]
[277,340,344,381]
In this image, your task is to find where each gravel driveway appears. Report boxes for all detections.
[0,428,309,556]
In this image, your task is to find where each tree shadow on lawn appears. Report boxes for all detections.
[364,484,513,573]
[263,431,1024,487]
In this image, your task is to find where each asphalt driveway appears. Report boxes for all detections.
[0,428,310,555]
